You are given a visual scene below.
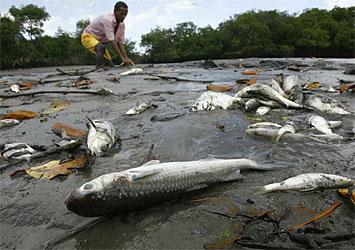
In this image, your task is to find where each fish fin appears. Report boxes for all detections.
[186,184,210,192]
[141,160,160,166]
[127,168,162,181]
[254,186,269,195]
[86,116,97,129]
[222,170,244,182]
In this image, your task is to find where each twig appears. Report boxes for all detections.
[56,65,104,76]
[44,217,107,249]
[0,88,116,98]
[147,73,214,83]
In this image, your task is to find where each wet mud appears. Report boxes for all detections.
[0,58,354,249]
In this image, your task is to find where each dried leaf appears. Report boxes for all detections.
[3,110,38,120]
[235,78,250,84]
[288,200,343,231]
[206,85,233,92]
[304,82,321,90]
[337,188,355,206]
[18,81,35,90]
[52,122,87,139]
[42,99,71,115]
[25,154,89,179]
[74,78,95,88]
[241,70,258,75]
[247,77,257,85]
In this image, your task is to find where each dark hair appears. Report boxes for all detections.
[114,1,128,10]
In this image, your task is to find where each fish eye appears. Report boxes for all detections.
[83,183,94,190]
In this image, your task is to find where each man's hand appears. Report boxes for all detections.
[122,57,134,66]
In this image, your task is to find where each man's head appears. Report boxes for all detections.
[114,1,128,23]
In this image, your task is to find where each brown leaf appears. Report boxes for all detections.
[25,154,89,179]
[206,84,233,92]
[241,70,258,75]
[18,81,34,90]
[3,110,38,120]
[235,78,250,84]
[247,77,257,85]
[74,78,95,88]
[304,82,321,90]
[52,122,88,139]
[288,200,343,232]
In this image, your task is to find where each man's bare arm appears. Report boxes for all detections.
[118,42,134,65]
[109,41,133,65]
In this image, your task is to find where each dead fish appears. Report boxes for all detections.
[86,117,120,157]
[10,84,20,93]
[256,106,271,116]
[247,122,282,129]
[1,143,36,160]
[125,103,153,115]
[304,94,351,115]
[65,158,287,217]
[257,173,353,193]
[0,119,20,128]
[274,122,296,142]
[308,115,334,134]
[191,91,241,111]
[328,121,342,129]
[120,68,143,76]
[235,84,303,108]
[246,127,309,141]
[255,98,283,108]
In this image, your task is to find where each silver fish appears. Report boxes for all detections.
[120,68,143,76]
[10,84,20,93]
[304,94,351,115]
[191,91,241,111]
[0,119,20,128]
[255,98,283,108]
[308,115,333,134]
[87,117,120,157]
[1,143,36,160]
[65,158,287,217]
[235,84,303,108]
[247,122,282,129]
[261,79,287,97]
[258,173,353,193]
[126,103,151,115]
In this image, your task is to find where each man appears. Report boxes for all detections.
[81,1,134,67]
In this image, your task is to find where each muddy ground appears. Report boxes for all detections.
[0,58,354,249]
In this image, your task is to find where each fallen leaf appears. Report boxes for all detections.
[288,200,343,231]
[287,66,303,72]
[25,154,89,179]
[42,99,71,115]
[337,188,355,206]
[73,78,95,88]
[247,77,257,85]
[304,82,321,90]
[52,122,87,139]
[235,78,250,84]
[241,70,258,75]
[206,85,233,92]
[18,81,34,90]
[339,83,355,93]
[3,110,38,120]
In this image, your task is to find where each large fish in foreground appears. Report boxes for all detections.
[86,117,120,156]
[65,158,286,217]
[257,173,353,193]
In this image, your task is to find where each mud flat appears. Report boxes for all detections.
[1,58,354,249]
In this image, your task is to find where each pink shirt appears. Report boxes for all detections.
[84,12,125,44]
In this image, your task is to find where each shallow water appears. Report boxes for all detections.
[1,58,354,249]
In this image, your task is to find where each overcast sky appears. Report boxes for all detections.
[1,0,354,48]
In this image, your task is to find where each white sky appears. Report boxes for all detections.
[1,0,354,49]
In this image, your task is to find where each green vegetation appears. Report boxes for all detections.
[0,4,354,69]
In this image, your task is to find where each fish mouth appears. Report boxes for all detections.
[65,189,102,217]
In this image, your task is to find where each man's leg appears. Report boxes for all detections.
[95,43,106,68]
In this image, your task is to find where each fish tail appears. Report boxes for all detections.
[254,186,269,194]
[256,160,290,171]
[86,116,97,129]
